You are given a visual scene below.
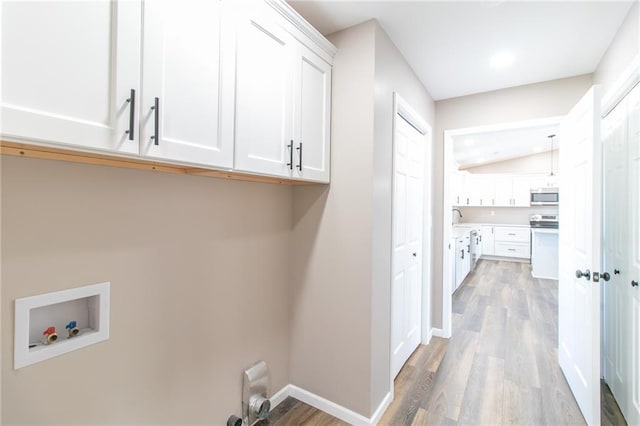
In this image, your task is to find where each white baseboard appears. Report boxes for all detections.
[422,327,433,345]
[431,327,446,338]
[270,384,290,409]
[269,384,391,425]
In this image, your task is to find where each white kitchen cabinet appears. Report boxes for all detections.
[494,226,530,259]
[1,0,141,154]
[477,175,495,206]
[452,172,465,205]
[454,235,471,290]
[140,0,234,168]
[293,44,332,182]
[233,7,296,178]
[233,4,333,182]
[481,225,495,256]
[512,176,531,206]
[493,175,513,206]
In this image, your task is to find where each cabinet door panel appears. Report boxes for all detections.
[481,226,495,256]
[512,176,531,206]
[141,0,232,168]
[233,12,294,177]
[1,0,140,154]
[293,45,331,182]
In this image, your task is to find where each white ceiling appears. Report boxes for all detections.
[452,123,560,168]
[288,1,634,100]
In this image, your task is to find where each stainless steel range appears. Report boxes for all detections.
[530,214,559,229]
[530,214,559,279]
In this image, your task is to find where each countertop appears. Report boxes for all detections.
[452,223,531,238]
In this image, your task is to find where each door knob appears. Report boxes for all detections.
[575,269,591,280]
[614,269,620,275]
[601,272,610,282]
[632,281,639,288]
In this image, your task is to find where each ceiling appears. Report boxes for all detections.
[288,1,635,100]
[452,123,560,168]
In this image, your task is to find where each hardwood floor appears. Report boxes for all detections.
[264,260,626,425]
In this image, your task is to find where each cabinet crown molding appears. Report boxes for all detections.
[264,0,337,59]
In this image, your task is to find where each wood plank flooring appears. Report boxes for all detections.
[263,260,627,425]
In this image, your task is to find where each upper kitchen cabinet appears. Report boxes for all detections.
[1,0,141,154]
[140,0,234,168]
[231,1,334,183]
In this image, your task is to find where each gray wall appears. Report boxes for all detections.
[289,19,434,418]
[289,20,376,416]
[431,73,594,328]
[1,156,292,424]
[594,2,639,95]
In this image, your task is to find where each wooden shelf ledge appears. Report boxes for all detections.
[0,141,317,185]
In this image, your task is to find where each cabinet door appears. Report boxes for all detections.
[494,176,513,206]
[292,45,332,183]
[466,174,482,206]
[140,0,233,168]
[233,10,295,177]
[512,176,531,206]
[477,175,495,206]
[1,1,141,154]
[451,172,464,205]
[481,225,495,256]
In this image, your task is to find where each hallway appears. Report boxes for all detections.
[380,259,625,425]
[262,259,626,425]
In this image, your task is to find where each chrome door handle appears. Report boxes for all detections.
[601,272,611,282]
[575,269,591,280]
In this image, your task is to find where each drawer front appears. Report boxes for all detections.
[494,242,530,258]
[495,227,530,243]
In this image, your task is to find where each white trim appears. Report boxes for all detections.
[601,54,640,118]
[269,384,290,409]
[269,384,391,425]
[264,0,337,59]
[369,392,392,425]
[441,116,563,341]
[422,327,433,345]
[431,328,446,338]
[289,385,371,425]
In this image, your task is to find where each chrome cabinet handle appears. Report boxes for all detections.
[575,269,591,280]
[126,89,135,140]
[150,97,159,145]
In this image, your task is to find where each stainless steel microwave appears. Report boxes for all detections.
[530,187,559,205]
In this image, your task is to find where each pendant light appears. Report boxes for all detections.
[547,134,556,176]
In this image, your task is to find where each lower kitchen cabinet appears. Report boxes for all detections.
[454,234,471,291]
[480,225,530,260]
[480,225,495,256]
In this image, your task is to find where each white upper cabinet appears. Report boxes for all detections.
[1,0,141,154]
[232,3,333,183]
[292,44,332,182]
[511,176,531,206]
[233,7,296,178]
[1,0,334,183]
[140,0,234,168]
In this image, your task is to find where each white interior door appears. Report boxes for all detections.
[625,81,640,426]
[558,86,602,426]
[602,89,629,417]
[391,111,424,379]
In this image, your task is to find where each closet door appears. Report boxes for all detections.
[140,0,233,168]
[233,8,295,178]
[1,0,141,154]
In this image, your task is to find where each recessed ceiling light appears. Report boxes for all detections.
[464,138,475,147]
[490,51,515,69]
